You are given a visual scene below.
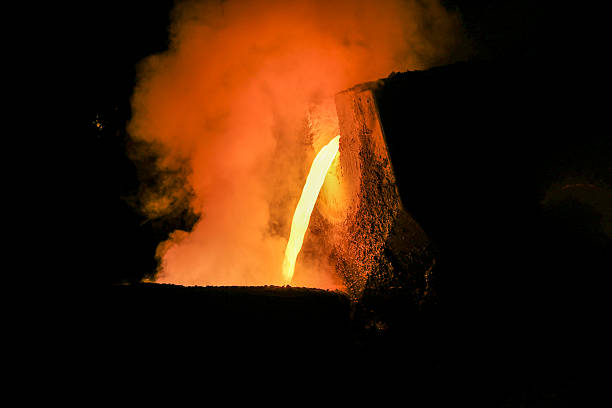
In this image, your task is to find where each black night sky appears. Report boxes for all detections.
[70,0,609,402]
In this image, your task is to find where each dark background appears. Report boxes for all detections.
[67,0,609,402]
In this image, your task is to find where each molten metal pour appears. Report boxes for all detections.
[282,135,341,284]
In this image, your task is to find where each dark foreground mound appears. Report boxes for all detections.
[93,283,351,355]
[59,282,585,405]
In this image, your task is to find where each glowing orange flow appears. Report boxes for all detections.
[282,135,341,284]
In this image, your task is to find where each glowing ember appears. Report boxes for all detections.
[282,135,341,284]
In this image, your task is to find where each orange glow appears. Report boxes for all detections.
[128,0,463,288]
[283,136,340,284]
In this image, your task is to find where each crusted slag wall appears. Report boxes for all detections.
[332,83,435,301]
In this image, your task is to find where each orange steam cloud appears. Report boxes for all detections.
[128,0,464,288]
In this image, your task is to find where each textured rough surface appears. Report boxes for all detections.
[333,83,434,300]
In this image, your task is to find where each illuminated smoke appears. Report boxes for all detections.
[128,0,465,288]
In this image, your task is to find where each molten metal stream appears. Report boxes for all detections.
[282,135,341,284]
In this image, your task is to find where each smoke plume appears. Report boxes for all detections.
[128,0,465,287]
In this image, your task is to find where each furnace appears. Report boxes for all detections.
[313,82,436,299]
